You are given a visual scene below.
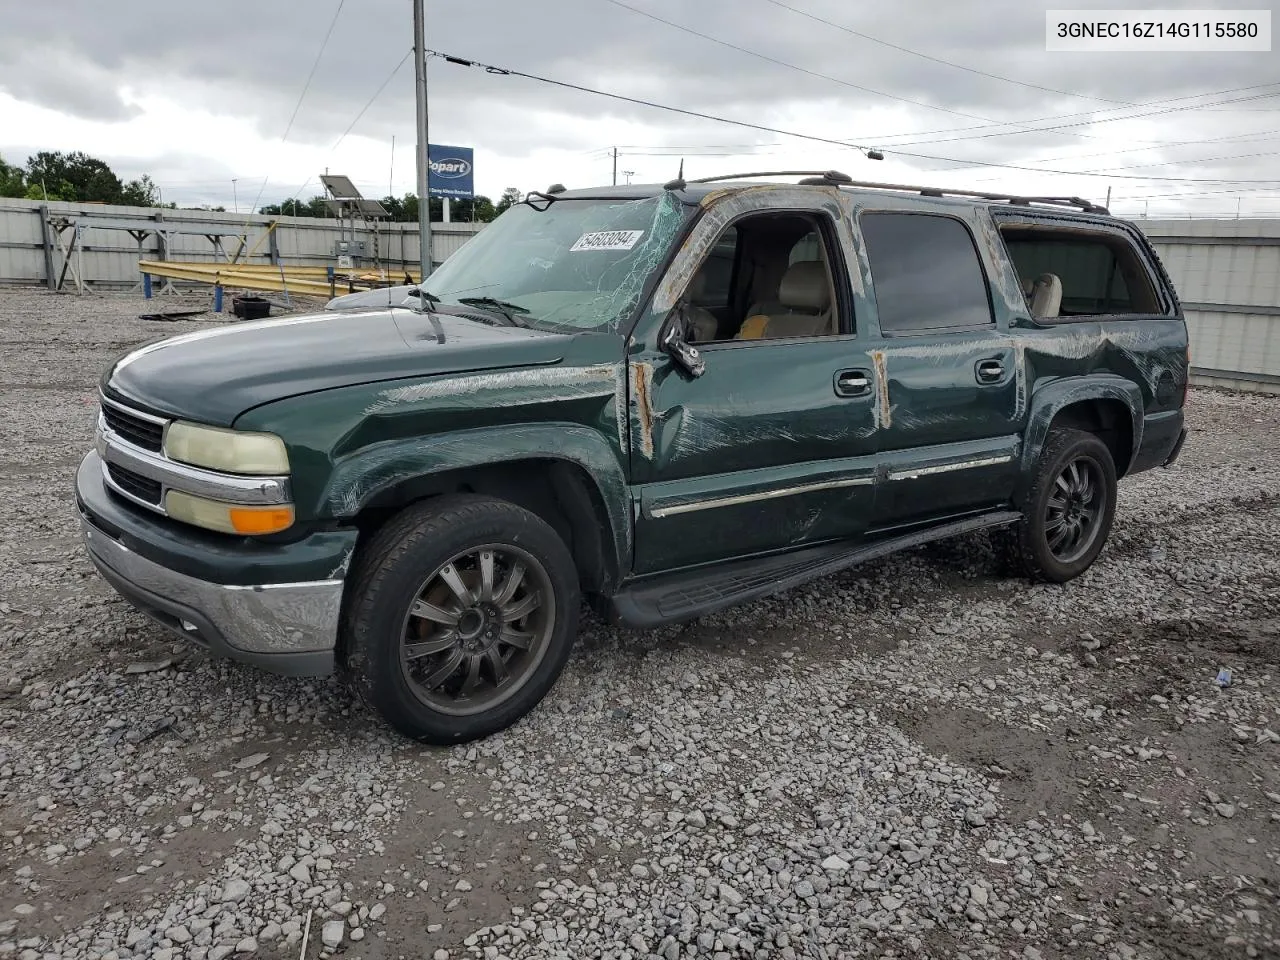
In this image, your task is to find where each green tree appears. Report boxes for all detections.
[0,155,25,197]
[24,151,124,203]
[495,187,523,214]
[121,174,159,206]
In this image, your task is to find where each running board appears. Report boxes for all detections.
[608,511,1021,629]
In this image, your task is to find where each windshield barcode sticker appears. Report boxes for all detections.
[570,230,644,252]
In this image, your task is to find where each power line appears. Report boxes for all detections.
[429,51,1280,183]
[866,82,1280,145]
[1089,146,1280,175]
[761,0,1131,106]
[873,88,1280,149]
[245,0,347,218]
[329,48,413,154]
[282,0,347,142]
[599,0,1257,149]
[597,0,1125,142]
[430,51,873,152]
[271,48,413,212]
[971,128,1280,175]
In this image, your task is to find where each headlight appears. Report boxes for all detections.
[164,421,289,475]
[165,490,295,535]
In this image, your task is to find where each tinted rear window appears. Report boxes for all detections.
[860,213,993,334]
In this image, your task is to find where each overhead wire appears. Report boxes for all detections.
[760,0,1133,105]
[430,50,872,152]
[243,0,348,219]
[274,48,414,213]
[868,84,1280,144]
[598,0,1166,144]
[867,86,1280,147]
[428,51,1280,183]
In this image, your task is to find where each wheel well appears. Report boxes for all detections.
[1049,399,1134,476]
[351,459,619,596]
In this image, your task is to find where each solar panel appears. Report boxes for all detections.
[320,174,362,199]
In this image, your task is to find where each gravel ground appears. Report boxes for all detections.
[1,289,1277,960]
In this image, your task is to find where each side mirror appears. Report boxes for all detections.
[659,303,706,379]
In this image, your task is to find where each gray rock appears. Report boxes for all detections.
[321,920,344,948]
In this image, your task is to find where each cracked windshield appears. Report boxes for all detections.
[419,194,689,333]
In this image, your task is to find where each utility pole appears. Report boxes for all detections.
[1104,185,1111,210]
[413,0,432,281]
[612,147,618,186]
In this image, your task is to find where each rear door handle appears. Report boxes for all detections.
[834,369,871,397]
[976,359,1005,383]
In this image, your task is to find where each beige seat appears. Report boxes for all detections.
[737,261,833,339]
[1028,272,1062,320]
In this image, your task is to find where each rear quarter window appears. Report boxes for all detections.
[999,223,1166,318]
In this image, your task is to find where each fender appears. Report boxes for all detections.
[320,422,632,576]
[1021,375,1144,476]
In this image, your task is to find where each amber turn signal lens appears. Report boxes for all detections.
[165,490,295,535]
[229,505,295,535]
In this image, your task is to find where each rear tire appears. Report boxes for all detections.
[1004,428,1117,583]
[343,494,580,744]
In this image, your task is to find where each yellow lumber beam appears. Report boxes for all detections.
[137,260,420,294]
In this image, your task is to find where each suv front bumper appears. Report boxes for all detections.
[77,451,355,677]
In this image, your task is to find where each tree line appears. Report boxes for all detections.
[260,187,523,223]
[0,151,161,206]
[0,150,524,223]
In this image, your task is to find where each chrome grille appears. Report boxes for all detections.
[101,400,164,452]
[106,463,163,505]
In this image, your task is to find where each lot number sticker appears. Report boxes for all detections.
[570,230,644,252]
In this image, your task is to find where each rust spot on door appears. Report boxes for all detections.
[871,350,891,429]
[630,361,655,459]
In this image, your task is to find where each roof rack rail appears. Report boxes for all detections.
[688,170,854,186]
[682,171,1108,214]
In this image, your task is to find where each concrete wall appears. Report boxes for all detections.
[1139,219,1280,395]
[0,197,483,288]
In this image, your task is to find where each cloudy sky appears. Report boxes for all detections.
[1,0,1278,218]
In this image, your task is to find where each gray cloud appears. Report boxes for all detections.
[2,0,1278,212]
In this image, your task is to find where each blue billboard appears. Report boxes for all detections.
[428,144,474,199]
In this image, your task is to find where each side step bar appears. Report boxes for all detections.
[607,511,1021,629]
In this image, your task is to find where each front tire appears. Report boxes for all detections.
[343,494,580,743]
[1006,427,1117,583]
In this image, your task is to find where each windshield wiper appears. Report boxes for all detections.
[456,296,531,326]
[405,288,446,344]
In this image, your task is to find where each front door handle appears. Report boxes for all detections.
[834,369,871,397]
[976,359,1005,383]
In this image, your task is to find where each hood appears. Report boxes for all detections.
[105,309,564,426]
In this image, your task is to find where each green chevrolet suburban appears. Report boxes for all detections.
[77,172,1189,743]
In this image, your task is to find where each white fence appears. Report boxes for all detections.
[0,197,483,289]
[1139,220,1280,394]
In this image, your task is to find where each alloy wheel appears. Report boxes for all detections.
[1044,457,1104,564]
[398,544,555,716]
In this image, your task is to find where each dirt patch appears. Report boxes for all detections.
[893,705,1085,823]
[338,760,555,958]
